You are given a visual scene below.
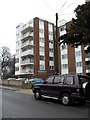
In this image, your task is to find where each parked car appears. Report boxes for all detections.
[29,78,44,88]
[16,78,29,84]
[7,78,16,80]
[33,75,90,106]
[16,78,27,81]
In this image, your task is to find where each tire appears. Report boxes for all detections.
[34,90,41,100]
[61,93,71,106]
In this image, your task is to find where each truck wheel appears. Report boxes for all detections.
[34,90,41,100]
[61,93,71,106]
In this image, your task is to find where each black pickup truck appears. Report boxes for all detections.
[33,75,90,106]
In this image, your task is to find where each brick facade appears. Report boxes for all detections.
[34,18,55,80]
[59,21,86,75]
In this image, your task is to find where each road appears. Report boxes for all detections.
[1,88,89,119]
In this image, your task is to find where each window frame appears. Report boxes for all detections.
[46,76,54,84]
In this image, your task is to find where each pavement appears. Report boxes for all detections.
[0,85,90,103]
[2,87,89,118]
[0,85,33,95]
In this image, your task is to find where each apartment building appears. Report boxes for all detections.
[15,17,55,79]
[85,47,90,76]
[85,0,90,76]
[59,20,86,75]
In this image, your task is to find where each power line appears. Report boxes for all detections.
[56,0,63,13]
[58,0,68,13]
[41,0,56,15]
[58,1,75,16]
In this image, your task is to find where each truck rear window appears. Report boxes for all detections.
[66,76,74,85]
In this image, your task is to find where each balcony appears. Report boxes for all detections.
[21,49,34,57]
[86,58,90,61]
[21,40,34,49]
[21,23,33,33]
[21,59,34,66]
[85,53,90,61]
[21,32,33,41]
[86,69,90,73]
[21,69,34,75]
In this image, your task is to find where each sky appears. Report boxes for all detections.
[0,0,85,55]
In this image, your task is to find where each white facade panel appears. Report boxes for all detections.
[40,61,45,65]
[61,59,68,64]
[39,42,44,47]
[49,43,53,48]
[49,61,54,66]
[49,52,54,57]
[39,51,45,56]
[60,30,66,36]
[61,69,68,75]
[75,46,83,74]
[76,56,82,62]
[76,67,83,74]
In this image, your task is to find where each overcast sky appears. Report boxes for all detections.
[0,0,85,54]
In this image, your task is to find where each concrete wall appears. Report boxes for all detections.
[0,80,31,89]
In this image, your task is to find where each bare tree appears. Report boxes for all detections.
[0,46,11,79]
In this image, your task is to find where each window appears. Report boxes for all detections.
[49,31,53,35]
[46,77,54,84]
[49,57,54,61]
[39,38,44,43]
[76,51,82,57]
[39,28,44,33]
[66,76,74,85]
[40,65,45,70]
[15,58,19,63]
[61,44,67,50]
[54,76,64,84]
[60,25,66,31]
[76,62,82,67]
[49,41,53,44]
[48,23,53,32]
[62,54,68,59]
[15,67,19,71]
[40,56,45,61]
[39,20,44,29]
[49,48,53,52]
[49,66,54,70]
[62,64,68,69]
[54,77,60,84]
[39,46,45,52]
[60,76,64,83]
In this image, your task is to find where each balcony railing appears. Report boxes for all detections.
[21,40,34,48]
[21,23,33,32]
[21,59,34,65]
[21,32,33,40]
[86,58,90,61]
[21,49,34,57]
[86,65,90,70]
[21,69,34,74]
[85,53,90,58]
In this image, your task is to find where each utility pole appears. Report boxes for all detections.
[55,13,59,74]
